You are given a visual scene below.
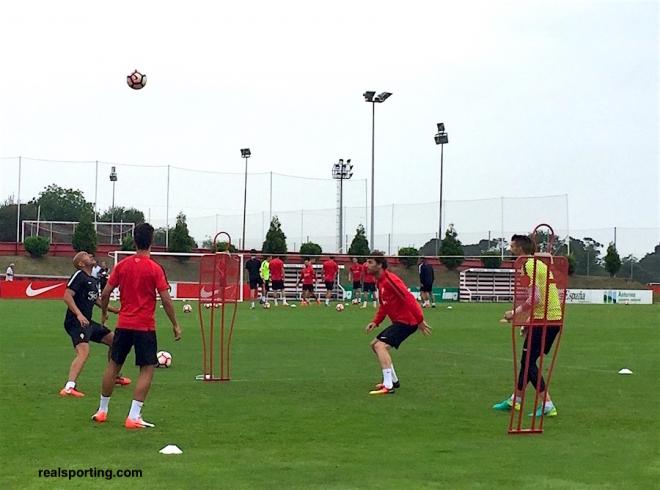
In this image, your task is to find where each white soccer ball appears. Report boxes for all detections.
[263,302,271,309]
[183,304,193,313]
[204,303,212,309]
[157,350,172,368]
[336,303,345,312]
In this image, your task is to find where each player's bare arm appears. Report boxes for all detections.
[63,288,89,327]
[365,322,378,333]
[159,288,182,341]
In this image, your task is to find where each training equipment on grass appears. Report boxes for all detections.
[157,351,172,368]
[196,232,240,382]
[127,70,147,89]
[159,444,183,455]
[617,368,633,375]
[508,224,568,435]
[183,304,192,313]
[336,303,344,311]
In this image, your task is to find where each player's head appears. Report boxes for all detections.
[250,249,257,258]
[352,257,358,263]
[134,222,155,250]
[366,251,387,274]
[329,256,335,261]
[510,234,535,255]
[72,251,94,270]
[304,258,310,265]
[267,255,272,260]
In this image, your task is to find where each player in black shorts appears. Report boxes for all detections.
[60,251,128,397]
[244,250,262,309]
[364,254,432,395]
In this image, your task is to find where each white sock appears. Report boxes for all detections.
[390,365,399,383]
[325,299,329,305]
[128,400,143,420]
[544,398,554,409]
[99,395,110,412]
[65,381,76,390]
[512,394,522,404]
[382,369,393,389]
[251,301,255,307]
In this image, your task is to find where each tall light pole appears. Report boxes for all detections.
[109,166,118,245]
[434,123,448,256]
[332,158,354,253]
[363,90,392,251]
[240,148,251,251]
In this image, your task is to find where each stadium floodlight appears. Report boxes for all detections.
[240,149,251,251]
[332,158,354,253]
[109,166,118,245]
[364,89,392,251]
[375,92,392,102]
[434,123,449,255]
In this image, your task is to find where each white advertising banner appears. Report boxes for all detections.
[565,289,653,305]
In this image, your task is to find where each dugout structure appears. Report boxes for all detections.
[508,224,568,434]
[196,232,240,382]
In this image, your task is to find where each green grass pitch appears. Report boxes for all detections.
[0,299,658,489]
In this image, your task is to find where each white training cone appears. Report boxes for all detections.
[159,445,183,455]
[447,306,453,310]
[617,368,633,375]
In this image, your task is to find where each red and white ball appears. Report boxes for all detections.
[157,350,172,368]
[127,70,147,90]
[336,303,345,312]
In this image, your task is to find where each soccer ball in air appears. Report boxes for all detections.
[336,303,345,312]
[157,351,172,368]
[127,70,147,90]
[183,304,192,313]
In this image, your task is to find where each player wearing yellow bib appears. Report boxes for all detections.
[260,256,271,300]
[493,234,562,417]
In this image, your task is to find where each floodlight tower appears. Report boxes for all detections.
[109,166,118,245]
[240,148,251,251]
[434,123,449,255]
[332,158,354,253]
[363,90,392,251]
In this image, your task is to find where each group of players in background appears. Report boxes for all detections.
[242,252,437,309]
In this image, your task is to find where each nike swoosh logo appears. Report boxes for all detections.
[200,287,221,299]
[26,283,64,297]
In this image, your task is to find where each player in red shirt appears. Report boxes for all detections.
[95,223,182,429]
[364,253,432,395]
[322,256,339,306]
[349,257,363,306]
[296,258,318,305]
[269,255,288,306]
[362,260,378,309]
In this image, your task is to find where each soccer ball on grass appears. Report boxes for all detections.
[183,304,193,313]
[336,303,345,312]
[157,351,172,368]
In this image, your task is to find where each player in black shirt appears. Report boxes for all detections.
[244,250,262,309]
[60,252,127,397]
[418,257,436,308]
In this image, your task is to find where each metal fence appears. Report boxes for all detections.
[2,156,658,258]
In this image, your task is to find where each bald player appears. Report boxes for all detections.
[60,251,129,397]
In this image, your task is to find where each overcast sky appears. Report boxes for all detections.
[0,0,657,253]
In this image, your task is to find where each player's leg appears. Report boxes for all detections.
[527,326,560,417]
[92,328,131,422]
[250,282,257,309]
[125,331,158,429]
[99,330,132,386]
[61,342,89,397]
[325,282,332,305]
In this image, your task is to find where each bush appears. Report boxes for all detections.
[213,241,238,253]
[398,247,419,268]
[72,211,97,254]
[168,212,197,255]
[24,236,50,257]
[121,235,135,251]
[480,250,502,269]
[348,224,370,258]
[300,242,322,256]
[439,225,464,271]
[262,216,288,254]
